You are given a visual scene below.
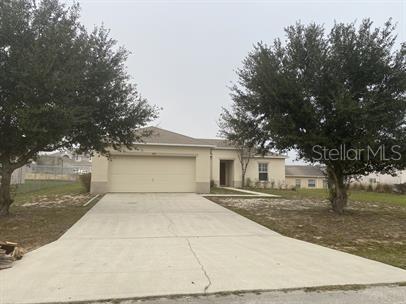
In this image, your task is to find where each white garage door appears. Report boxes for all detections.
[108,156,196,192]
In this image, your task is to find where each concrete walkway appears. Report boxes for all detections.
[1,193,406,304]
[203,187,279,197]
[222,187,279,196]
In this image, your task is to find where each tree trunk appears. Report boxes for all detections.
[241,171,246,188]
[0,165,14,217]
[327,166,348,214]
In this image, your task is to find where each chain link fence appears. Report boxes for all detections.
[12,163,91,194]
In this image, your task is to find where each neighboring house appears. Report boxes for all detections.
[285,165,327,189]
[35,151,92,174]
[354,170,406,185]
[91,127,286,193]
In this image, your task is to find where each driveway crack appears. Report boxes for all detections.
[162,212,177,236]
[186,238,212,293]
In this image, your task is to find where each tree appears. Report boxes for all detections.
[218,105,264,187]
[0,0,158,216]
[229,19,406,213]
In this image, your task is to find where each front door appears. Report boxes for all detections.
[220,162,226,186]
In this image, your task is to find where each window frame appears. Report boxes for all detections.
[258,163,268,181]
[308,179,316,188]
[369,178,377,184]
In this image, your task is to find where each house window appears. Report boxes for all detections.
[369,178,377,184]
[308,179,316,188]
[258,163,268,181]
[295,179,301,188]
[323,179,328,189]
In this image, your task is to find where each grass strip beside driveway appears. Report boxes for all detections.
[248,188,406,206]
[208,196,406,269]
[0,181,100,251]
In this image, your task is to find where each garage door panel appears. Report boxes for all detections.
[109,156,196,192]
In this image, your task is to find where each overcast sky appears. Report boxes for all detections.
[65,0,405,163]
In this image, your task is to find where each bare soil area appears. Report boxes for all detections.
[0,182,100,251]
[209,197,406,269]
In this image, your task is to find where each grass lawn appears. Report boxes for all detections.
[248,188,406,206]
[208,194,406,269]
[1,180,100,251]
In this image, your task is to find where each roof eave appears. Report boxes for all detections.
[134,142,216,148]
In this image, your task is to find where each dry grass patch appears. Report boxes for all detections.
[209,197,406,269]
[0,181,100,251]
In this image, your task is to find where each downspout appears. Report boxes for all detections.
[210,148,213,185]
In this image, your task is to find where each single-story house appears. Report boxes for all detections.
[91,127,286,193]
[354,170,405,185]
[285,165,327,189]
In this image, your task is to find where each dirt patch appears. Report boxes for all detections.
[21,194,92,207]
[209,197,406,269]
[0,184,100,251]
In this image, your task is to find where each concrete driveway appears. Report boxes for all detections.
[1,193,406,303]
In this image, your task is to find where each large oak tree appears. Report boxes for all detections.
[229,19,406,213]
[0,0,158,215]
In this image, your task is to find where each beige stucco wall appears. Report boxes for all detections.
[245,157,286,187]
[91,144,211,194]
[211,149,241,187]
[356,170,405,185]
[211,149,286,187]
[285,176,327,189]
[91,155,109,193]
[92,144,288,193]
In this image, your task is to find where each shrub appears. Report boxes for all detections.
[373,183,392,193]
[79,173,91,192]
[394,183,406,194]
[210,180,215,188]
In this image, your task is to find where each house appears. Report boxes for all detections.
[91,127,286,193]
[34,151,92,174]
[354,170,405,185]
[285,165,327,189]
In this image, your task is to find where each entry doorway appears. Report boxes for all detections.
[219,160,233,187]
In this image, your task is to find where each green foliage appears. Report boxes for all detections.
[79,173,91,193]
[229,19,406,213]
[0,0,158,165]
[0,0,158,214]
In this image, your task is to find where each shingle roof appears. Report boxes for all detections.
[138,127,214,146]
[286,165,326,177]
[138,127,284,159]
[197,138,232,148]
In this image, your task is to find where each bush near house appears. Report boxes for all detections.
[394,183,406,194]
